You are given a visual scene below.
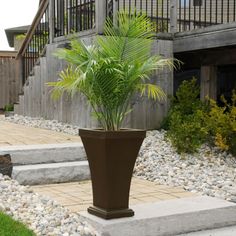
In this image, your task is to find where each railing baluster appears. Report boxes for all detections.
[145,0,148,16]
[221,0,223,24]
[151,0,153,23]
[167,0,169,32]
[79,0,82,31]
[193,0,196,29]
[156,0,159,32]
[204,0,207,27]
[234,0,236,22]
[210,0,212,25]
[199,0,202,28]
[227,0,230,23]
[188,0,191,31]
[161,0,164,31]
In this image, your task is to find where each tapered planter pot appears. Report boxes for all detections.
[79,129,146,220]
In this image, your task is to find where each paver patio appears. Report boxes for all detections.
[0,116,81,146]
[31,178,196,212]
[0,117,197,213]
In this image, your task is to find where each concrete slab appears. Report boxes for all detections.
[0,143,86,165]
[180,225,236,236]
[12,161,90,185]
[79,196,236,236]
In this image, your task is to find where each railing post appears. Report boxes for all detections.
[16,55,24,90]
[95,0,107,34]
[170,0,178,34]
[113,0,118,25]
[49,0,55,43]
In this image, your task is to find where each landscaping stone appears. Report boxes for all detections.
[0,173,97,236]
[0,154,12,177]
[134,130,236,202]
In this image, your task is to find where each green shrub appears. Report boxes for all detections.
[164,78,208,153]
[167,110,208,153]
[164,78,236,156]
[162,78,205,130]
[205,91,236,156]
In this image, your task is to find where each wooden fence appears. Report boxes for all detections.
[0,51,21,110]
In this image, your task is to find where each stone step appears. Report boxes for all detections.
[12,161,90,185]
[80,196,236,236]
[0,143,86,165]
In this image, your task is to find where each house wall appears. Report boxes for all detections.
[0,52,20,109]
[16,34,173,129]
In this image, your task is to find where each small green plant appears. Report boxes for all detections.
[15,34,26,40]
[0,212,35,236]
[48,11,175,131]
[4,104,14,112]
[205,91,236,156]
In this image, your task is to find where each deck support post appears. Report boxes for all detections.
[49,0,55,44]
[170,0,178,34]
[95,0,107,35]
[200,65,217,100]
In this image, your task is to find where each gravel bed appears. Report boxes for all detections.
[0,174,97,236]
[134,130,236,202]
[3,114,236,202]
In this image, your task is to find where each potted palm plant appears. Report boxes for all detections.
[49,12,174,219]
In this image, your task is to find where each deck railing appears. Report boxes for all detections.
[54,0,95,37]
[17,0,96,85]
[106,0,171,33]
[17,0,50,85]
[178,0,236,32]
[18,0,236,85]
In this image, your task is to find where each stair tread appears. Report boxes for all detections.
[13,161,88,170]
[0,142,83,151]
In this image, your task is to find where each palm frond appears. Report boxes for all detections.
[97,12,155,64]
[47,66,83,99]
[137,83,166,101]
[50,11,177,130]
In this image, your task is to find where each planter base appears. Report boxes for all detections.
[88,206,134,220]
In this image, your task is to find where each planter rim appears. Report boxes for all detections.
[79,128,146,139]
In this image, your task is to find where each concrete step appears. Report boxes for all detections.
[80,196,236,236]
[180,225,236,236]
[12,161,90,185]
[0,143,86,165]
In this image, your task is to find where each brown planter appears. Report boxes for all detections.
[79,129,146,220]
[0,154,13,177]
